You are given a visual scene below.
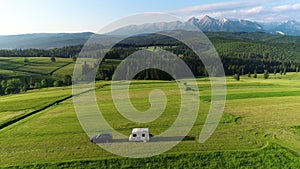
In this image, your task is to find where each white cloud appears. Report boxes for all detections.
[170,0,270,15]
[241,6,264,14]
[170,1,300,22]
[204,10,238,19]
[272,3,300,11]
[191,6,267,21]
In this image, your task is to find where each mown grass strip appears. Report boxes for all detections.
[202,90,300,102]
[0,83,109,131]
[0,95,72,130]
[2,143,300,169]
[49,62,73,76]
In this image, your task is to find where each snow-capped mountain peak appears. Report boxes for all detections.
[187,17,199,25]
[199,15,217,25]
[276,31,285,35]
[270,20,300,36]
[287,20,297,25]
[219,18,229,24]
[195,16,264,32]
[106,15,300,36]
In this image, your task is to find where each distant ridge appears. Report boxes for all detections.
[1,16,300,49]
[0,32,94,49]
[107,15,300,36]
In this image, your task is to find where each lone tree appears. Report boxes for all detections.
[41,79,48,88]
[53,80,63,87]
[72,55,77,61]
[254,70,257,78]
[5,78,22,94]
[35,82,41,89]
[51,56,56,62]
[1,80,7,89]
[24,57,29,63]
[233,73,240,81]
[64,75,72,86]
[29,77,34,87]
[22,83,29,92]
[264,69,269,79]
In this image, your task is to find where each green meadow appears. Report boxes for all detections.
[0,57,74,82]
[1,71,300,168]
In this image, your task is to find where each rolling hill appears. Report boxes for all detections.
[1,16,300,50]
[0,32,93,49]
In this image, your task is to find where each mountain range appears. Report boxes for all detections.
[0,32,121,49]
[268,20,300,35]
[108,15,300,36]
[187,15,264,32]
[0,15,300,49]
[0,32,93,49]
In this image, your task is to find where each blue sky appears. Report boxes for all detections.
[0,0,299,35]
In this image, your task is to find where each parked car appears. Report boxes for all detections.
[129,128,150,142]
[90,132,113,143]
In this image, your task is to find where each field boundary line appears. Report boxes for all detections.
[49,62,73,75]
[0,83,109,131]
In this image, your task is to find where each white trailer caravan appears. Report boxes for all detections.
[129,128,150,142]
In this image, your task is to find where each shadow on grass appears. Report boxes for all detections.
[95,136,195,144]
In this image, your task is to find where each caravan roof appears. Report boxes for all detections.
[132,128,149,133]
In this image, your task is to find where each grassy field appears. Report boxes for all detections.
[0,57,123,83]
[0,87,72,128]
[1,73,300,168]
[0,57,74,82]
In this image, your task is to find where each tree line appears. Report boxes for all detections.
[94,42,300,80]
[0,75,72,95]
[2,31,300,82]
[0,45,82,58]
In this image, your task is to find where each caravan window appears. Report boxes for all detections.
[133,134,137,137]
[142,134,145,137]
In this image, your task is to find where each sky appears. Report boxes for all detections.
[0,0,300,35]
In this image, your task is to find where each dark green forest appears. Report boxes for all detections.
[96,32,300,80]
[0,45,82,58]
[1,31,300,81]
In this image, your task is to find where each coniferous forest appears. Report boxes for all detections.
[1,32,300,80]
